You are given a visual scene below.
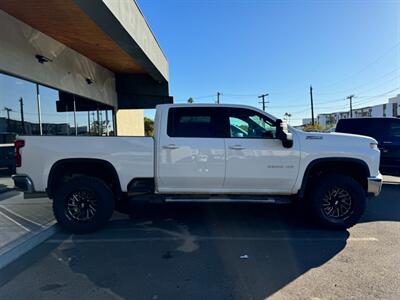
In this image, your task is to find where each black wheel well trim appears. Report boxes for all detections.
[47,158,122,199]
[127,177,155,191]
[298,157,370,198]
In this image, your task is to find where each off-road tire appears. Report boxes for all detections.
[308,174,366,229]
[53,176,115,234]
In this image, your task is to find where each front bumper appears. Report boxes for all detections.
[12,174,35,192]
[367,174,383,197]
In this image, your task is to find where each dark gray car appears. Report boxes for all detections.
[336,118,400,176]
[0,132,16,174]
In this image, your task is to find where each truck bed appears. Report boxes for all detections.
[17,136,154,192]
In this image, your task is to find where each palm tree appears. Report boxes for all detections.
[284,112,292,124]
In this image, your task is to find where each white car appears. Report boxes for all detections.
[13,104,382,233]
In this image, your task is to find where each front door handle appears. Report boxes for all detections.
[163,144,179,149]
[229,145,246,150]
[383,141,393,144]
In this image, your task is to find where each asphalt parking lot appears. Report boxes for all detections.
[0,183,399,300]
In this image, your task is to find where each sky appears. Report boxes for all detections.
[137,0,400,125]
[1,0,399,127]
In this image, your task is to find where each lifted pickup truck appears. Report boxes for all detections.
[13,104,382,233]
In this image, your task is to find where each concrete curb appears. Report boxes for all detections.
[0,221,59,270]
[0,188,11,194]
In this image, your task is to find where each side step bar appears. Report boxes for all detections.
[164,195,292,204]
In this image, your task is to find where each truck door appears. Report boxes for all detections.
[156,107,226,193]
[222,107,300,193]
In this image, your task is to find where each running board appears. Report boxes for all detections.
[164,195,292,204]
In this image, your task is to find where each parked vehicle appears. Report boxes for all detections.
[13,104,382,233]
[0,132,16,174]
[336,117,400,176]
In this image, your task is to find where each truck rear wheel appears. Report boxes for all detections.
[308,174,366,229]
[53,176,115,234]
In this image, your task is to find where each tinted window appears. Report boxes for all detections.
[0,133,16,144]
[167,107,220,138]
[336,119,384,140]
[225,108,276,139]
[388,120,400,141]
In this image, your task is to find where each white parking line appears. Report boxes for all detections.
[0,210,31,232]
[0,205,45,228]
[46,236,378,243]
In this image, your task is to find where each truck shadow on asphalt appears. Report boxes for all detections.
[0,172,11,193]
[1,184,398,299]
[361,183,400,223]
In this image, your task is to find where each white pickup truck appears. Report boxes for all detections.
[13,104,382,233]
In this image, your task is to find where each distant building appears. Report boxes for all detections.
[0,117,87,136]
[303,94,400,127]
[301,118,313,125]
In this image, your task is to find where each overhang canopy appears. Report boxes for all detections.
[0,0,168,82]
[0,0,172,109]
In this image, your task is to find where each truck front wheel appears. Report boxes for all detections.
[309,174,366,229]
[53,176,115,234]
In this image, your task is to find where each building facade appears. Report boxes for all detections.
[303,94,400,128]
[0,0,172,137]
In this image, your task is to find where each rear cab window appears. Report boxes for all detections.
[167,107,223,138]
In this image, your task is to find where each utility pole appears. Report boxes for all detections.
[65,104,70,136]
[310,85,315,126]
[36,83,43,135]
[258,93,269,111]
[105,110,109,136]
[91,112,95,135]
[88,111,91,135]
[96,107,100,136]
[347,94,355,118]
[73,96,78,136]
[100,111,103,134]
[4,107,12,131]
[19,97,25,134]
[216,92,222,104]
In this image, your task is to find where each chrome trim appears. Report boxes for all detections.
[367,174,383,197]
[12,174,35,193]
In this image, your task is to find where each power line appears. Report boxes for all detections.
[223,93,259,97]
[352,87,400,106]
[193,94,215,99]
[315,67,400,95]
[321,40,400,89]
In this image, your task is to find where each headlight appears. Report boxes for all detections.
[369,142,378,150]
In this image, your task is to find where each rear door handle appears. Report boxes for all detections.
[383,141,393,144]
[229,145,246,150]
[163,144,179,149]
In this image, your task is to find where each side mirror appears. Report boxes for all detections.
[276,119,293,148]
